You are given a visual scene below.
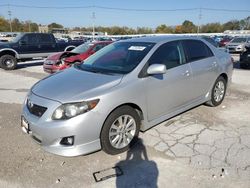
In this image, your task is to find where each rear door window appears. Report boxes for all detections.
[182,40,213,62]
[38,34,54,44]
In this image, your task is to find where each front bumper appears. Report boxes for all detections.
[43,64,59,74]
[21,92,103,157]
[227,46,244,53]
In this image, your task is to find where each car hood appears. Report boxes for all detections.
[46,52,65,61]
[32,67,123,103]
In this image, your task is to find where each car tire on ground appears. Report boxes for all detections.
[100,105,140,155]
[206,76,227,107]
[0,55,17,70]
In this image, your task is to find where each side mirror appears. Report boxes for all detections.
[19,40,27,46]
[147,64,166,75]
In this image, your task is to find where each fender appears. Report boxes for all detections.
[0,48,20,59]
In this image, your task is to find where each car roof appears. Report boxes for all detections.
[120,35,204,44]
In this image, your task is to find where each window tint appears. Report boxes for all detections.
[182,40,213,62]
[22,34,38,44]
[148,41,184,69]
[38,34,53,44]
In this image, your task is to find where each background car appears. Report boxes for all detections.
[225,37,250,53]
[219,36,233,47]
[43,41,112,73]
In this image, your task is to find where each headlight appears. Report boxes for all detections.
[44,60,56,65]
[52,99,99,120]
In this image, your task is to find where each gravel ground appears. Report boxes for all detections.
[0,56,250,188]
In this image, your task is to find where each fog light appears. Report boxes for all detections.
[60,136,74,146]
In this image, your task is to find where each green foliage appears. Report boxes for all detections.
[0,16,249,34]
[0,16,9,32]
[181,20,197,33]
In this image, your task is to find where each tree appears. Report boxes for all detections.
[181,20,196,33]
[174,25,182,33]
[223,20,240,30]
[0,16,10,32]
[136,27,153,34]
[155,24,173,33]
[48,22,64,29]
[201,23,223,33]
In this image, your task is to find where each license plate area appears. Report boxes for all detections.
[21,116,31,134]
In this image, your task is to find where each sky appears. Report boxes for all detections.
[0,0,250,29]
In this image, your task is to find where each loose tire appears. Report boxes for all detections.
[206,76,227,107]
[100,106,140,155]
[0,55,17,70]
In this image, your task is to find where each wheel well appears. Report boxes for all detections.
[219,73,228,83]
[0,50,16,58]
[111,103,144,121]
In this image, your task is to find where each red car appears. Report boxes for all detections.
[219,37,232,47]
[43,41,112,73]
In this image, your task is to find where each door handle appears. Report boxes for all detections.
[182,70,190,76]
[212,62,217,67]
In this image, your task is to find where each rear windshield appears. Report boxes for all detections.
[71,43,94,54]
[77,42,155,74]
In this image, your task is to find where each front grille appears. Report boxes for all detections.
[27,99,47,117]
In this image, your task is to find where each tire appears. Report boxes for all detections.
[206,76,227,107]
[100,105,140,155]
[0,55,17,70]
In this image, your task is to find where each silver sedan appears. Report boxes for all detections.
[21,36,233,156]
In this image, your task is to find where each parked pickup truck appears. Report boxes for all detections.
[0,33,84,70]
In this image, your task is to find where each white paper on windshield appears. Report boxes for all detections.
[128,46,146,51]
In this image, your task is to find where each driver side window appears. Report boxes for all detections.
[148,41,184,69]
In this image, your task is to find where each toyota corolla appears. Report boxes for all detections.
[21,36,233,157]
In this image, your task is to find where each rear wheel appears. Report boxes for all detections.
[0,55,17,70]
[100,106,140,155]
[206,76,227,107]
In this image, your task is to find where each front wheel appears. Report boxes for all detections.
[100,106,140,155]
[206,76,227,107]
[0,55,17,70]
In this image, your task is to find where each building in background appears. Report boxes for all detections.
[38,25,49,33]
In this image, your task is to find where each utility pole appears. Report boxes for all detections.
[28,21,31,32]
[197,8,202,35]
[92,12,96,41]
[8,5,12,32]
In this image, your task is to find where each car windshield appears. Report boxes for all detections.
[11,33,24,43]
[76,42,155,74]
[71,42,94,54]
[231,38,247,43]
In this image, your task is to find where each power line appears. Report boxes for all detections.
[0,4,249,12]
